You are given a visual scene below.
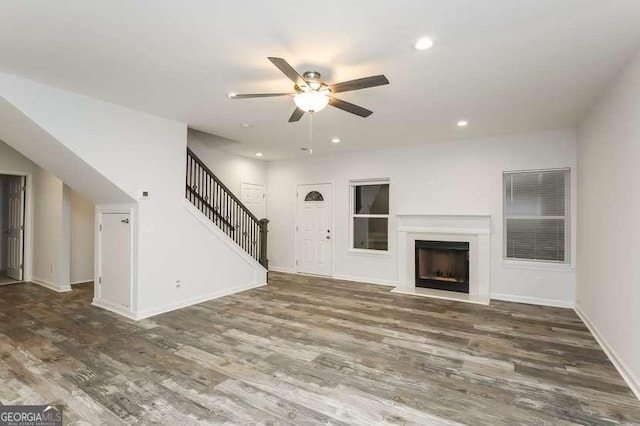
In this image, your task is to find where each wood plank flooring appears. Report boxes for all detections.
[1,272,639,425]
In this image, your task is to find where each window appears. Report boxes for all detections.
[350,180,389,251]
[503,169,570,263]
[304,191,324,202]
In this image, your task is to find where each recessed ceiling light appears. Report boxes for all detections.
[227,92,237,99]
[331,137,341,143]
[241,123,251,128]
[457,120,469,127]
[255,152,263,157]
[414,37,434,51]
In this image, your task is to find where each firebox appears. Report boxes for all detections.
[415,240,469,293]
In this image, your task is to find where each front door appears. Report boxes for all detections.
[6,176,25,281]
[100,213,131,307]
[296,184,332,276]
[240,182,266,219]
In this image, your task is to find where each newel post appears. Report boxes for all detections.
[259,218,269,269]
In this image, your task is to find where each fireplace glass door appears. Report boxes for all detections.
[415,240,469,293]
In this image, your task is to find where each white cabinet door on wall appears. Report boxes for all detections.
[99,212,131,307]
[241,182,266,219]
[296,183,332,277]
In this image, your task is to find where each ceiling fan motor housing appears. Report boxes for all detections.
[295,71,324,92]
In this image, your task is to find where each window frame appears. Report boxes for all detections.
[349,179,390,254]
[502,168,571,264]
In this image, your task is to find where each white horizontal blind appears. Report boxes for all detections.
[504,169,569,262]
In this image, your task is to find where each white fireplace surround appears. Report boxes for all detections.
[394,214,492,304]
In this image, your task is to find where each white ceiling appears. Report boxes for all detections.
[1,0,640,159]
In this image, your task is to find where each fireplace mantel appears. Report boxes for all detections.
[394,214,492,304]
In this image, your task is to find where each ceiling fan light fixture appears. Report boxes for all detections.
[294,90,330,112]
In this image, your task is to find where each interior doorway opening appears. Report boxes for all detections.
[0,174,26,285]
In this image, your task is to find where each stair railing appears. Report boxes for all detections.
[186,148,268,268]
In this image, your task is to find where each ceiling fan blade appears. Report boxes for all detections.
[329,97,373,117]
[230,93,293,99]
[329,75,389,94]
[288,107,305,122]
[268,57,309,90]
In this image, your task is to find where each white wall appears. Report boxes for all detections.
[0,138,38,174]
[70,189,94,284]
[0,176,7,272]
[187,129,268,198]
[577,51,640,398]
[32,168,70,291]
[0,73,266,318]
[0,98,133,206]
[268,128,577,306]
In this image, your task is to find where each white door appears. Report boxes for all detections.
[241,182,266,219]
[6,176,25,281]
[296,184,332,276]
[100,213,131,307]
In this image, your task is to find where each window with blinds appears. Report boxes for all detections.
[503,169,570,262]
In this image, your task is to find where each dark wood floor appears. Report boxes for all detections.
[1,273,639,425]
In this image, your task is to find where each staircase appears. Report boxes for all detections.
[186,148,268,268]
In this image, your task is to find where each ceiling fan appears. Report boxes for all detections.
[228,57,390,122]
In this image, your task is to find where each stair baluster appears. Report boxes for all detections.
[186,148,268,267]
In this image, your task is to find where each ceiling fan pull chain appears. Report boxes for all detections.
[308,112,314,155]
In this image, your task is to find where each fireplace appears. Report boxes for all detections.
[415,240,470,293]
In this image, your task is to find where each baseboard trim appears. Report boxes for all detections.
[332,274,397,287]
[134,281,267,320]
[71,279,93,285]
[491,293,574,308]
[92,298,137,321]
[268,266,297,274]
[575,304,640,400]
[31,277,72,293]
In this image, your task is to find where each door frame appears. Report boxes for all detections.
[295,182,334,276]
[240,180,267,219]
[0,170,32,283]
[94,204,136,318]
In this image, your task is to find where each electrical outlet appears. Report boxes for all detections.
[175,280,182,289]
[50,264,55,273]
